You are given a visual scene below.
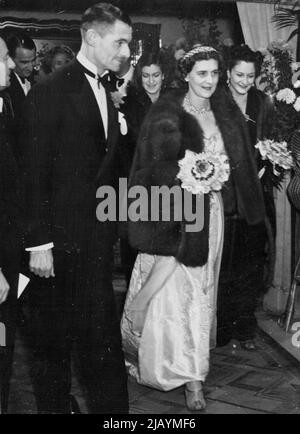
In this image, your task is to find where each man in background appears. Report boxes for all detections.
[0,35,23,414]
[6,33,36,158]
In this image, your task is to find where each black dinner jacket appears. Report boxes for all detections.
[6,72,26,121]
[0,114,23,279]
[21,59,121,252]
[5,72,28,160]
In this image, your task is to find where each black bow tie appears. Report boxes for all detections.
[117,78,125,87]
[98,73,112,89]
[82,66,111,90]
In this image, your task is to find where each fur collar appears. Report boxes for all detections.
[143,87,265,225]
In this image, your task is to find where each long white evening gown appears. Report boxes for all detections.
[121,130,225,391]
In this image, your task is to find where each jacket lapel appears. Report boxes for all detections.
[106,87,119,150]
[11,73,26,98]
[70,60,120,152]
[66,60,107,150]
[58,60,121,183]
[211,88,239,165]
[246,88,260,158]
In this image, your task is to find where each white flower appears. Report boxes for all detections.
[223,38,234,47]
[177,150,230,195]
[118,111,128,135]
[276,88,296,104]
[294,97,300,112]
[268,40,292,53]
[255,139,294,173]
[292,62,300,72]
[293,80,300,89]
[282,42,292,52]
[259,47,268,56]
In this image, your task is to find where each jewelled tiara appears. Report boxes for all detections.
[182,45,217,61]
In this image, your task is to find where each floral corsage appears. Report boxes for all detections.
[111,91,125,109]
[177,149,230,194]
[255,139,293,187]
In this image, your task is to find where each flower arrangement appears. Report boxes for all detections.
[258,40,294,95]
[177,149,230,195]
[257,40,300,188]
[255,139,294,181]
[181,17,222,48]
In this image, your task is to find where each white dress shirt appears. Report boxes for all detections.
[14,72,31,96]
[77,51,108,139]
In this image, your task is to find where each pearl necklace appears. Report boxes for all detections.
[183,95,211,116]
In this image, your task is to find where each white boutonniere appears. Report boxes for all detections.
[111,91,125,109]
[118,111,128,136]
[0,97,3,114]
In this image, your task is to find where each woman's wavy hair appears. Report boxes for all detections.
[226,44,263,77]
[132,51,166,92]
[49,45,75,62]
[41,45,75,74]
[178,44,224,79]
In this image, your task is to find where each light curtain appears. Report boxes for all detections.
[263,176,291,315]
[237,2,297,313]
[237,2,297,55]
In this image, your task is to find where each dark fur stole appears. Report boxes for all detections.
[127,87,265,267]
[128,94,209,267]
[211,86,265,224]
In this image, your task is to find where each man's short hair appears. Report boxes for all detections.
[6,33,36,58]
[81,2,132,33]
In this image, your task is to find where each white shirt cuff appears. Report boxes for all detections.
[25,242,54,252]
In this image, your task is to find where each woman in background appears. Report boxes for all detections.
[120,51,167,288]
[48,45,74,73]
[35,45,75,82]
[217,44,274,350]
[124,51,166,144]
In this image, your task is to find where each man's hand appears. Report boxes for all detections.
[0,269,10,304]
[29,249,55,278]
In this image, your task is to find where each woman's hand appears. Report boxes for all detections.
[0,269,10,304]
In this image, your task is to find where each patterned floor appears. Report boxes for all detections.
[127,335,300,414]
[6,271,300,414]
[7,325,300,413]
[7,330,300,414]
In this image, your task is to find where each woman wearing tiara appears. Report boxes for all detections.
[121,45,265,411]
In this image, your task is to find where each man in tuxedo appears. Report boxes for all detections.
[6,34,36,158]
[22,3,132,414]
[0,36,23,413]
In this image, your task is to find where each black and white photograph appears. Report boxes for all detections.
[0,0,300,417]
